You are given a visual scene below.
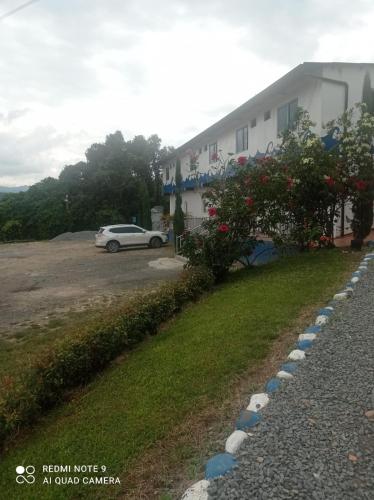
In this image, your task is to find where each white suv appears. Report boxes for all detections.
[95,225,169,253]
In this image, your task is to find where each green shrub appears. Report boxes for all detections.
[0,266,214,448]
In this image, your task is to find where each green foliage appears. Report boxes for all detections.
[362,72,374,114]
[327,103,374,240]
[0,219,22,241]
[173,158,185,241]
[0,267,214,447]
[0,133,170,241]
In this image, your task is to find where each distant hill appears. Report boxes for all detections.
[0,186,29,193]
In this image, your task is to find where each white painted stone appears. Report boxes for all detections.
[358,266,368,272]
[334,292,348,300]
[315,315,328,326]
[299,333,317,341]
[351,277,360,284]
[277,370,294,380]
[344,287,354,294]
[325,306,334,311]
[225,430,249,454]
[246,393,269,412]
[181,480,210,500]
[288,349,306,360]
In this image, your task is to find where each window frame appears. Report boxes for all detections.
[277,98,298,134]
[235,125,248,153]
[209,142,218,163]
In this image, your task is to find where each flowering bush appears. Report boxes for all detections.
[326,103,374,241]
[181,106,374,278]
[180,154,258,280]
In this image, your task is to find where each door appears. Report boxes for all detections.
[129,226,148,245]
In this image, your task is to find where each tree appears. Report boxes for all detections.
[362,72,374,114]
[138,179,152,229]
[173,158,185,245]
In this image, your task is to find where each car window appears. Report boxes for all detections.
[109,227,131,234]
[131,227,144,233]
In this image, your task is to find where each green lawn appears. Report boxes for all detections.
[0,250,359,499]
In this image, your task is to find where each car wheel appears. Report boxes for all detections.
[149,237,162,249]
[106,240,120,253]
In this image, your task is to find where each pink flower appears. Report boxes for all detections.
[208,207,217,217]
[355,180,367,191]
[237,156,247,166]
[287,177,294,189]
[218,224,229,233]
[245,196,254,207]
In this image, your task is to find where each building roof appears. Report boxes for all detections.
[165,61,374,160]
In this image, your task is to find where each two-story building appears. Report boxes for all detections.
[162,61,374,235]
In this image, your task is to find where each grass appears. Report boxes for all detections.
[0,250,360,499]
[0,310,106,381]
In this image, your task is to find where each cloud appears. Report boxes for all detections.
[0,0,373,185]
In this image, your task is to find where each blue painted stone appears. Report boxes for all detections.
[352,271,362,277]
[297,339,313,350]
[318,308,333,316]
[281,362,298,373]
[205,453,237,479]
[305,325,321,334]
[236,410,261,430]
[265,378,281,393]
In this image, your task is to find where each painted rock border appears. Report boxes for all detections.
[180,253,373,500]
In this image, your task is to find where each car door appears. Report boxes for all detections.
[109,227,132,246]
[130,226,148,245]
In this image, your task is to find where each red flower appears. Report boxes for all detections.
[355,180,367,191]
[324,176,335,187]
[237,156,247,166]
[260,175,270,184]
[287,177,294,189]
[208,207,217,217]
[218,224,229,233]
[245,196,254,207]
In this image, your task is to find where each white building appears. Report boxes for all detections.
[162,62,374,235]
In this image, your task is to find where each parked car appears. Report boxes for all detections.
[95,224,169,253]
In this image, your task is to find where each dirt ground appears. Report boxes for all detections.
[0,240,180,337]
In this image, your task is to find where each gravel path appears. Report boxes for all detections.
[209,263,374,500]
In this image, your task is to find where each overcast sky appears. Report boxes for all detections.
[0,0,374,186]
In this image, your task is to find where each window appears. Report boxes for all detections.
[110,227,131,234]
[198,147,202,154]
[129,227,144,233]
[277,99,298,134]
[250,118,257,128]
[209,142,218,162]
[165,166,170,181]
[236,126,248,153]
[264,110,271,121]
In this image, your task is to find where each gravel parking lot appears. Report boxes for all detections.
[0,239,180,336]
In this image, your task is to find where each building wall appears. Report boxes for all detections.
[164,64,374,223]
